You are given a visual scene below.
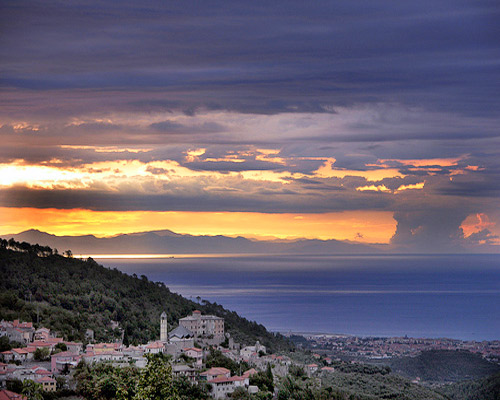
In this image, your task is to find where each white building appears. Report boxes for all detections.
[182,347,203,367]
[207,375,249,399]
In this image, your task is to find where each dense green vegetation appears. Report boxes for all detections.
[74,354,210,400]
[321,371,448,400]
[439,372,500,400]
[204,349,249,376]
[389,350,500,383]
[0,240,291,351]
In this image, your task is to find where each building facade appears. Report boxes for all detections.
[179,311,224,340]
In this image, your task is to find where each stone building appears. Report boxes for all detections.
[160,311,168,342]
[179,310,224,340]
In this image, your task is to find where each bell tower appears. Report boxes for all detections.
[160,311,168,342]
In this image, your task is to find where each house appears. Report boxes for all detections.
[0,351,13,362]
[0,389,26,400]
[34,328,50,341]
[207,375,249,399]
[30,366,52,379]
[35,377,56,392]
[87,343,122,354]
[50,352,80,373]
[199,367,231,381]
[82,351,125,364]
[242,368,258,378]
[9,365,52,382]
[0,321,35,344]
[144,341,164,354]
[320,366,335,373]
[182,347,203,367]
[123,346,144,358]
[240,341,266,360]
[64,342,83,354]
[10,348,34,363]
[30,341,55,352]
[306,363,318,376]
[172,364,197,382]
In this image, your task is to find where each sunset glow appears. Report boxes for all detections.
[0,207,396,243]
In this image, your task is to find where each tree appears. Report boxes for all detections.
[0,336,11,352]
[174,376,210,400]
[34,347,50,361]
[22,379,44,400]
[54,342,68,352]
[230,387,251,399]
[134,354,179,400]
[63,250,73,258]
[250,371,274,394]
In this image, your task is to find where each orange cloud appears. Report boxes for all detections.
[314,159,404,181]
[461,213,496,237]
[356,185,391,192]
[378,156,465,167]
[395,182,425,192]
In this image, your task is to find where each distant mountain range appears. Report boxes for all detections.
[1,229,379,255]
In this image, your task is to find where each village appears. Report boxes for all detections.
[0,311,335,399]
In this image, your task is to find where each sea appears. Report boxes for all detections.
[93,254,500,341]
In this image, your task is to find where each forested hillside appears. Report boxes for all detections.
[439,372,500,400]
[0,240,291,351]
[389,350,500,383]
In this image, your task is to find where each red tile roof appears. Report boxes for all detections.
[35,377,56,383]
[0,390,27,400]
[243,368,258,376]
[51,351,79,358]
[200,367,230,376]
[182,347,202,352]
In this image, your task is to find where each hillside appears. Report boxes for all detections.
[0,240,292,351]
[389,350,500,383]
[2,229,377,255]
[439,372,500,400]
[321,371,448,400]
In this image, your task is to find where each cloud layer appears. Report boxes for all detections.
[1,0,499,251]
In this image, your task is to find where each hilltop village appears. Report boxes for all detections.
[0,311,324,399]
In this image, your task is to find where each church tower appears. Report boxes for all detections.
[160,311,168,342]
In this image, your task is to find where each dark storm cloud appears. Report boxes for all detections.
[183,160,282,172]
[391,208,470,252]
[150,120,226,134]
[0,186,393,214]
[1,0,499,116]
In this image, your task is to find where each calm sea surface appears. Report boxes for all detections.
[94,254,500,341]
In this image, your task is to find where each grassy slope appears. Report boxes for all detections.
[0,247,291,351]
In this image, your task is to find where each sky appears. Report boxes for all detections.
[0,0,499,252]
